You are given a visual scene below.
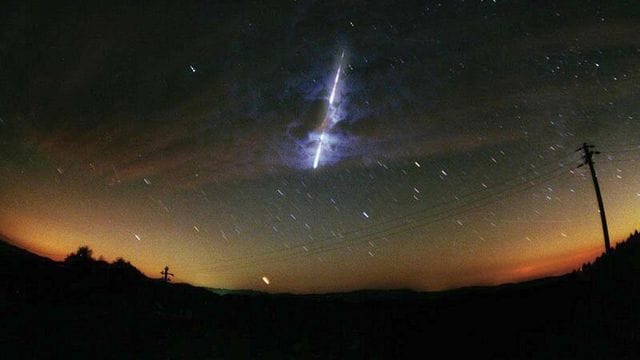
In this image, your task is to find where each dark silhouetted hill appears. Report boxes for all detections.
[0,240,217,358]
[2,232,640,359]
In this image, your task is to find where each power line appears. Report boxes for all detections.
[209,168,569,273]
[211,155,574,265]
[282,169,571,263]
[604,158,640,163]
[205,165,572,273]
[601,148,640,154]
[211,152,578,266]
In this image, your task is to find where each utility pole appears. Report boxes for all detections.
[577,142,611,252]
[161,266,174,282]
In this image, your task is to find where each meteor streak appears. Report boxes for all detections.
[312,50,345,169]
[328,52,344,104]
[313,132,325,169]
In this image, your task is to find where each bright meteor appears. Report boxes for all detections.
[328,52,344,104]
[312,50,345,169]
[312,131,325,169]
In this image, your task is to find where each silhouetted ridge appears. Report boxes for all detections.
[581,230,640,277]
[3,232,640,358]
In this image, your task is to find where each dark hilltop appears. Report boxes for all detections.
[2,231,640,358]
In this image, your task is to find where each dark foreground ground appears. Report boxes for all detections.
[2,232,640,359]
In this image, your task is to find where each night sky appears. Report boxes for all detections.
[2,1,640,293]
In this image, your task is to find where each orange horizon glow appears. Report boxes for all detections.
[2,131,639,294]
[2,221,632,293]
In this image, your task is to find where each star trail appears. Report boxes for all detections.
[1,1,640,293]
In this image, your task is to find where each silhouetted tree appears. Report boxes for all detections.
[64,246,95,267]
[112,257,130,268]
[109,257,144,280]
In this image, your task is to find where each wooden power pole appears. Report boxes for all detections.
[161,266,174,282]
[577,142,611,252]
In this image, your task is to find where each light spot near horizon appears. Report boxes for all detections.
[1,1,639,295]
